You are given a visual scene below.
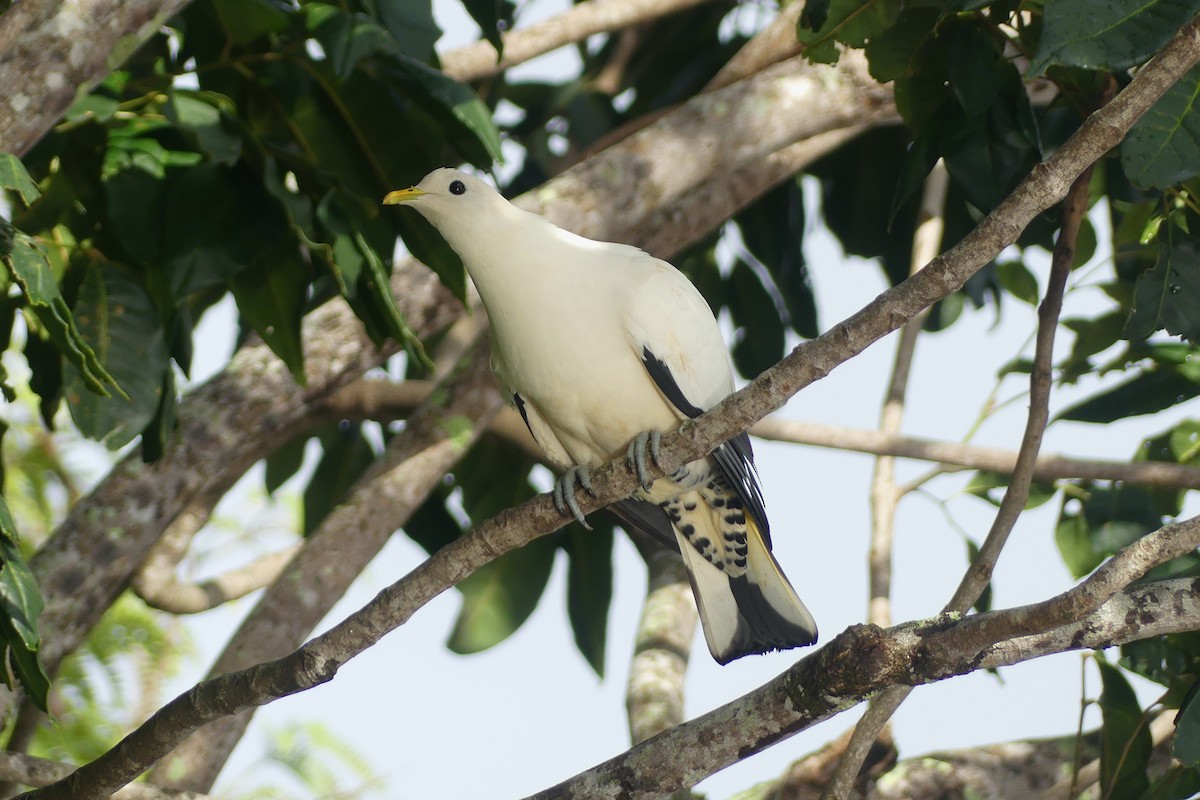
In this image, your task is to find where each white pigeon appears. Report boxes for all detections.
[384,168,817,664]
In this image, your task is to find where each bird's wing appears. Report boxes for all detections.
[625,259,772,543]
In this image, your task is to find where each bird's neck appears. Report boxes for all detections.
[445,212,579,312]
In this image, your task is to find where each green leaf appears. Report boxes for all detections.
[0,153,40,205]
[458,0,515,57]
[140,368,177,463]
[5,236,119,397]
[378,55,504,166]
[165,91,242,167]
[1121,64,1200,190]
[965,539,991,614]
[733,181,818,339]
[303,424,376,536]
[966,471,1058,509]
[727,261,786,379]
[63,94,120,125]
[1140,765,1200,800]
[1124,228,1200,342]
[0,498,49,711]
[64,260,169,448]
[1057,367,1200,423]
[863,7,937,83]
[1096,657,1152,800]
[103,165,166,265]
[797,0,903,64]
[1055,483,1162,578]
[564,525,612,677]
[996,260,1039,305]
[230,243,310,384]
[211,0,289,43]
[1062,312,1128,378]
[306,6,400,80]
[1028,0,1200,76]
[448,532,557,654]
[316,192,434,366]
[377,0,441,64]
[1175,684,1200,766]
[266,434,310,494]
[162,164,290,297]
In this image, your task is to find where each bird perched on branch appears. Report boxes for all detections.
[384,168,817,664]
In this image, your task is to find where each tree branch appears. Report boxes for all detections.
[625,546,697,746]
[751,419,1200,489]
[323,381,1200,491]
[825,107,1101,800]
[0,0,195,156]
[868,160,949,629]
[0,750,210,799]
[132,545,301,616]
[440,0,716,83]
[149,329,502,792]
[520,519,1200,800]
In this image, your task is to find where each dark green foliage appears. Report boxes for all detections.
[0,498,48,711]
[404,436,615,675]
[1028,0,1200,76]
[1055,482,1163,578]
[1124,221,1200,343]
[1096,655,1153,800]
[302,423,378,536]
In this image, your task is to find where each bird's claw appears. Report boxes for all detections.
[553,466,595,530]
[626,430,663,491]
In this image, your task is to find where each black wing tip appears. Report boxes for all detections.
[713,627,819,665]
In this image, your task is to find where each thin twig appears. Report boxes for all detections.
[327,381,1200,491]
[822,118,1105,800]
[868,160,950,629]
[132,545,301,615]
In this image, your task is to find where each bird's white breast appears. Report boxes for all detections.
[485,249,683,467]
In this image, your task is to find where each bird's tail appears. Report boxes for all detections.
[675,512,817,665]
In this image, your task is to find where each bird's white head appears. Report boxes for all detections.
[382,168,506,234]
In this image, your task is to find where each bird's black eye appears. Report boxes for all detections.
[449,180,466,195]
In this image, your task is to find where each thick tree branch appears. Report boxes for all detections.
[519,55,893,237]
[18,20,1200,797]
[0,0,194,156]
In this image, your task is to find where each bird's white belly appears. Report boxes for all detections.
[490,302,681,468]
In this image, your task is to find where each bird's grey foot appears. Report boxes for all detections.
[626,430,663,490]
[553,466,595,530]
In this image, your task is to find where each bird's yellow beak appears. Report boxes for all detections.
[383,187,426,205]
